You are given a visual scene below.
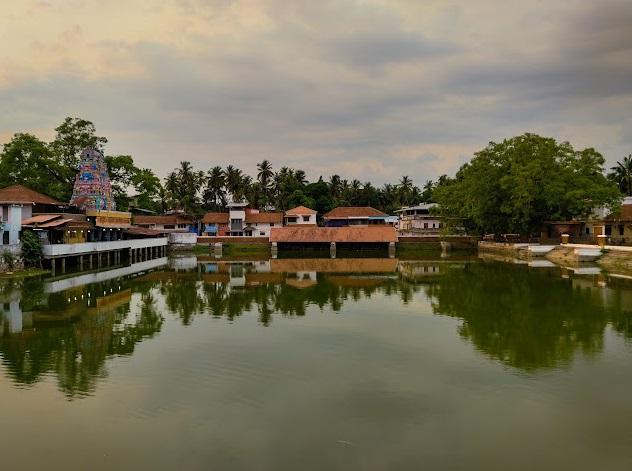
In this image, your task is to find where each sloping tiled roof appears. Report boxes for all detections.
[126,227,166,236]
[202,212,230,224]
[134,214,195,225]
[270,226,397,243]
[246,212,283,224]
[323,206,387,219]
[22,214,62,225]
[0,184,63,205]
[285,205,317,216]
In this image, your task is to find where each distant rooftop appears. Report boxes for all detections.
[395,203,438,213]
[0,184,64,206]
[323,206,387,219]
[285,205,317,215]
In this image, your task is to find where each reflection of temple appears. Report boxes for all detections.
[0,263,165,397]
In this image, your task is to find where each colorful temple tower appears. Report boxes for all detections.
[70,148,116,211]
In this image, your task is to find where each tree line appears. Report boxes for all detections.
[1,118,630,236]
[0,117,438,215]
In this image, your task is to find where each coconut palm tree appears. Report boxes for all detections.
[609,154,632,196]
[203,166,226,210]
[224,165,244,202]
[256,160,274,206]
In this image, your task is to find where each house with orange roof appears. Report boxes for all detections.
[0,184,66,250]
[284,205,317,226]
[322,206,389,227]
[202,202,283,237]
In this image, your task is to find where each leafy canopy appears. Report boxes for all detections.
[434,133,621,235]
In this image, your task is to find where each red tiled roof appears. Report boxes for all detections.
[202,212,230,224]
[270,226,397,243]
[126,227,166,236]
[285,205,317,216]
[0,184,63,205]
[246,212,283,224]
[323,206,387,219]
[22,214,62,225]
[133,214,195,225]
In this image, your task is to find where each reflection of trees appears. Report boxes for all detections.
[424,262,623,370]
[0,282,163,398]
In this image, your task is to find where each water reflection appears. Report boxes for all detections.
[1,257,632,397]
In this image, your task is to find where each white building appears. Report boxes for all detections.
[395,203,442,234]
[284,206,317,225]
[0,184,66,254]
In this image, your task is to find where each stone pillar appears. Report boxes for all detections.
[214,242,223,259]
[61,257,66,274]
[389,241,396,258]
[79,255,84,271]
[89,254,93,269]
[51,258,56,276]
[597,235,607,248]
[330,242,336,259]
[561,233,570,244]
[271,242,278,259]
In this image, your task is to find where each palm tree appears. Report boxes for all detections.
[609,154,632,196]
[257,160,274,207]
[257,160,274,186]
[177,161,203,213]
[398,175,414,206]
[224,165,244,202]
[203,166,226,210]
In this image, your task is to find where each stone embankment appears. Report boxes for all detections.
[478,241,632,274]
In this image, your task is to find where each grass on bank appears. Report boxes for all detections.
[0,268,49,279]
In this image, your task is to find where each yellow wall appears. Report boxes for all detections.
[64,229,87,244]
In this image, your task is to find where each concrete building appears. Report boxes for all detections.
[284,206,317,225]
[0,184,66,254]
[202,202,282,237]
[395,203,442,234]
[134,214,197,233]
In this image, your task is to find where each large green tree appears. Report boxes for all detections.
[434,133,621,235]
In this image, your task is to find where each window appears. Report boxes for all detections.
[302,216,310,222]
[424,223,428,229]
[619,225,625,236]
[2,232,8,244]
[260,231,265,236]
[270,223,274,227]
[231,219,242,225]
[164,224,175,229]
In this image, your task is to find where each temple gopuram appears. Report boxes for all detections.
[70,148,117,211]
[70,148,132,234]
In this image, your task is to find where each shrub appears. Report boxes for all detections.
[20,230,43,268]
[2,250,15,270]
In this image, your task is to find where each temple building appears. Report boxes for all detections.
[70,148,116,211]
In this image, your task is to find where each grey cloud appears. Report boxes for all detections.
[1,0,630,185]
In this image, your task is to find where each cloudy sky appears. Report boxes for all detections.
[1,0,631,184]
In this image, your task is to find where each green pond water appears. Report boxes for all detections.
[1,255,631,470]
